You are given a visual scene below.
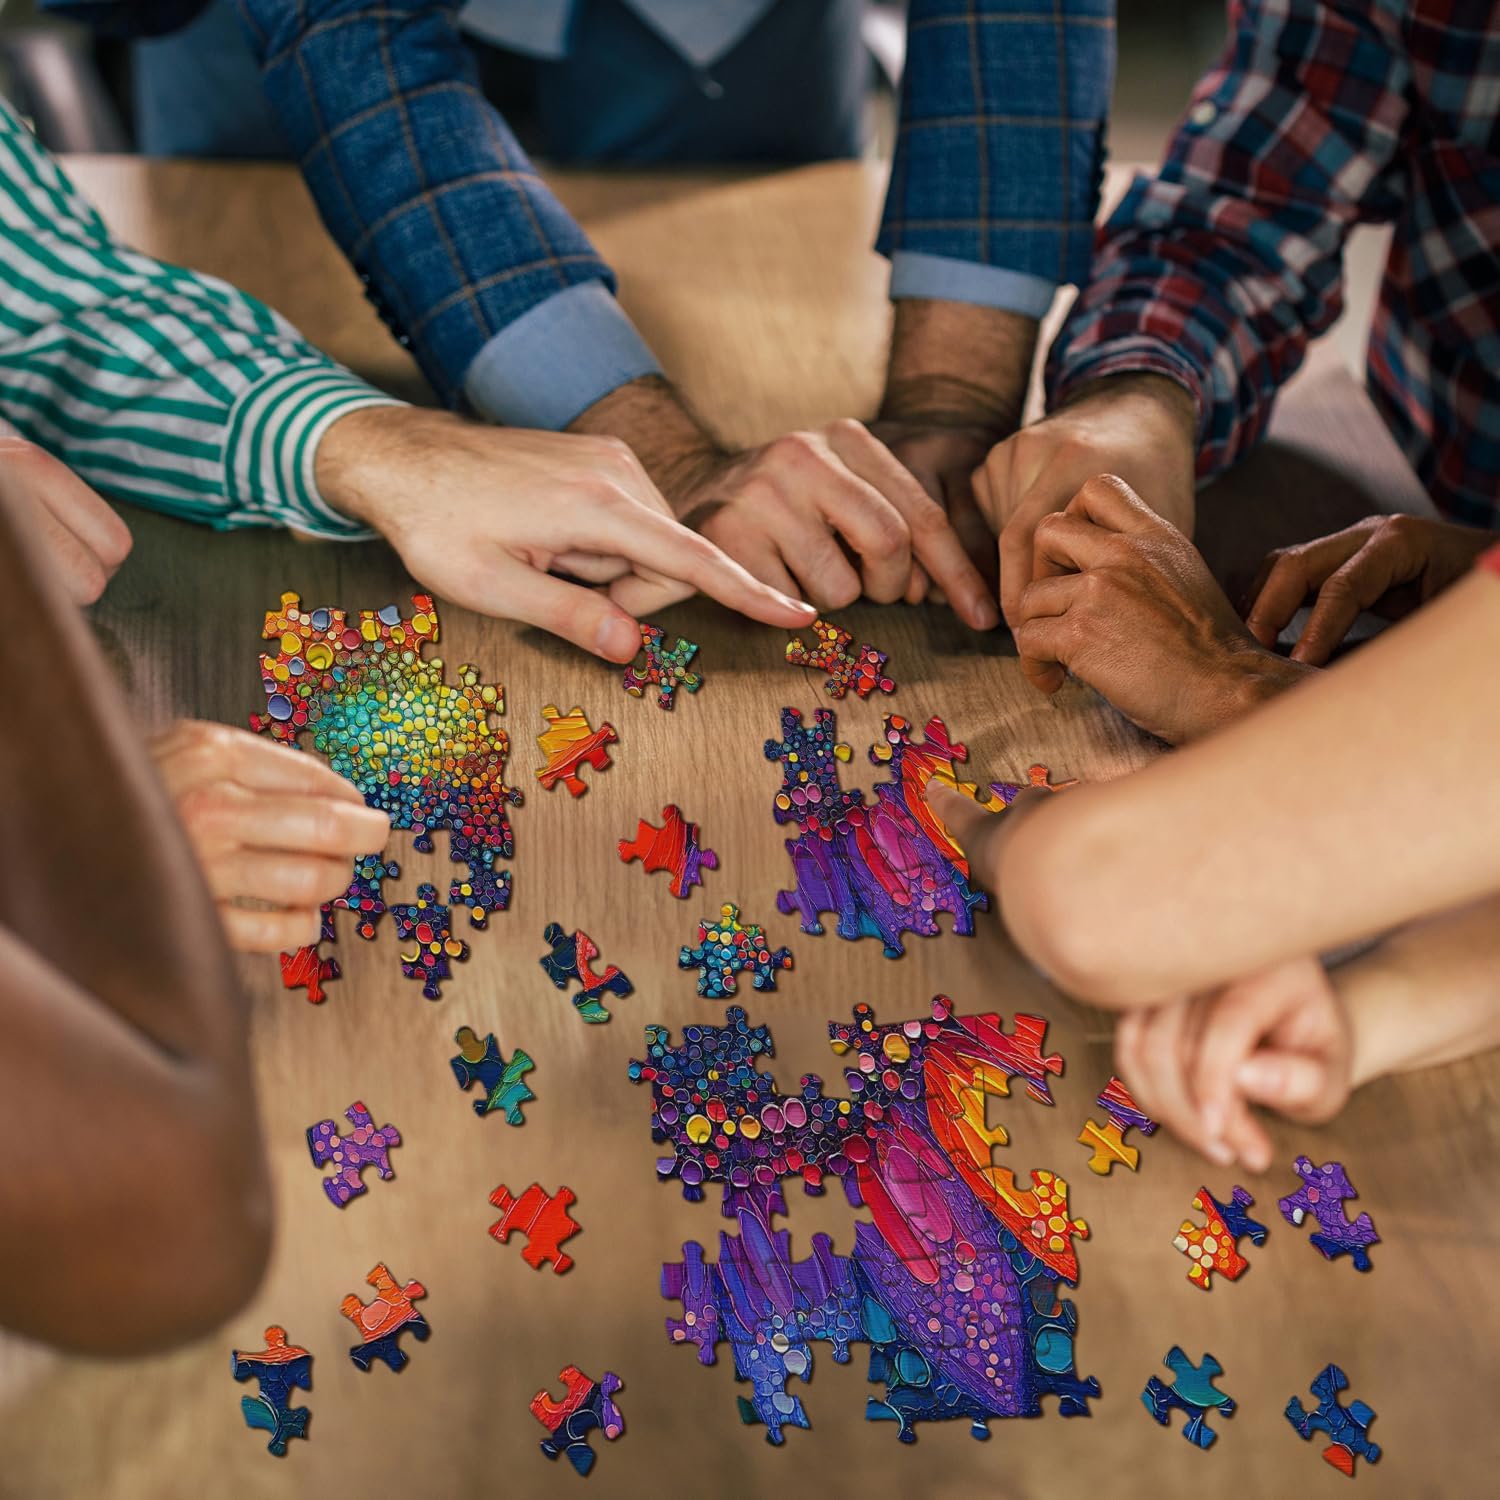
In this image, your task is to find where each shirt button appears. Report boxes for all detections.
[1188,100,1218,128]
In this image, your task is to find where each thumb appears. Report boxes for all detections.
[1235,1051,1333,1120]
[927,781,1004,876]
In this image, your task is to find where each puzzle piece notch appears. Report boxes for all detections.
[678,902,794,999]
[617,804,718,898]
[1173,1185,1268,1290]
[307,1101,401,1207]
[340,1263,429,1373]
[531,1367,624,1476]
[1141,1346,1235,1449]
[785,617,896,699]
[1078,1075,1158,1175]
[279,945,340,1004]
[489,1184,580,1274]
[539,921,633,1023]
[534,704,617,796]
[623,623,701,709]
[1286,1364,1381,1476]
[450,1026,535,1123]
[390,883,469,999]
[231,1326,312,1457]
[1278,1156,1379,1272]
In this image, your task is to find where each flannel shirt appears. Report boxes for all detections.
[1047,0,1500,526]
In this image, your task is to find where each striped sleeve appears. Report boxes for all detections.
[0,98,403,538]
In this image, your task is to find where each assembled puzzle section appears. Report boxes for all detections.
[1141,1347,1235,1449]
[535,705,616,796]
[231,1327,312,1457]
[391,883,469,999]
[618,805,718,898]
[450,1027,535,1123]
[785,617,895,699]
[623,623,701,709]
[678,902,793,999]
[489,1184,580,1274]
[1279,1157,1379,1272]
[1078,1075,1158,1174]
[531,1367,624,1476]
[1173,1186,1268,1290]
[307,1101,401,1207]
[540,922,633,1023]
[341,1263,429,1373]
[1286,1364,1381,1476]
[250,593,519,1002]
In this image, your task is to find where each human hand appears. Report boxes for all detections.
[316,408,816,661]
[1011,475,1311,744]
[150,720,390,953]
[972,375,1197,625]
[0,435,132,604]
[1114,956,1355,1174]
[1245,514,1496,665]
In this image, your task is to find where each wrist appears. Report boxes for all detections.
[1209,647,1317,733]
[1337,953,1414,1090]
[1062,372,1198,450]
[313,403,412,529]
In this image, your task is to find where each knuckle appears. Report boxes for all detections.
[824,416,866,444]
[177,783,229,834]
[770,431,823,468]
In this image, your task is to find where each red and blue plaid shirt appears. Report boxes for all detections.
[1047,0,1500,527]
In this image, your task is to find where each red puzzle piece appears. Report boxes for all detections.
[617,804,718,898]
[280,944,340,1004]
[489,1183,580,1274]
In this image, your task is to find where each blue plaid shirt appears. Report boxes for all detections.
[50,0,1113,429]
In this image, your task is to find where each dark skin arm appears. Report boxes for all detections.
[0,471,270,1353]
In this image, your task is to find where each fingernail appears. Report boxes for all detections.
[970,595,1000,630]
[599,617,638,660]
[1206,1139,1234,1166]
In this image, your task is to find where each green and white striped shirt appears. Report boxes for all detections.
[0,98,402,539]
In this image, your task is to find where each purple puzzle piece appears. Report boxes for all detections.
[1278,1156,1379,1271]
[307,1101,401,1207]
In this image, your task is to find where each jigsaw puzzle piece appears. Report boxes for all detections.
[1173,1185,1268,1290]
[231,1326,312,1456]
[450,1026,535,1123]
[341,1263,429,1372]
[1079,1075,1158,1175]
[785,617,896,699]
[617,805,718,898]
[678,902,794,999]
[390,883,468,998]
[539,921,632,1022]
[988,764,1079,804]
[1286,1363,1381,1475]
[1141,1346,1235,1449]
[1278,1156,1379,1272]
[531,1367,624,1476]
[307,1100,401,1207]
[488,1184,580,1273]
[279,944,340,1004]
[623,623,701,709]
[535,704,617,796]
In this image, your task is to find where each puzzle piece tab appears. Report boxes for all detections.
[678,902,793,999]
[1174,1185,1268,1290]
[1278,1157,1378,1272]
[340,1263,429,1373]
[307,1101,401,1207]
[1078,1075,1158,1174]
[623,623,701,709]
[539,922,632,1023]
[617,804,718,898]
[531,1366,624,1476]
[1286,1364,1381,1476]
[535,704,617,796]
[1142,1347,1235,1449]
[390,884,468,999]
[489,1184,580,1273]
[785,617,895,699]
[450,1027,535,1123]
[231,1326,311,1457]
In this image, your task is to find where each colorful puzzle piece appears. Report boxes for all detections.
[1286,1364,1381,1476]
[535,704,617,796]
[623,623,701,709]
[1279,1157,1379,1272]
[617,804,718,898]
[1174,1185,1268,1290]
[531,1366,624,1476]
[307,1101,401,1207]
[250,593,519,1001]
[1142,1347,1235,1449]
[489,1184,581,1274]
[539,922,633,1023]
[390,883,468,999]
[1078,1075,1159,1174]
[988,764,1080,803]
[340,1263,429,1373]
[785,617,896,699]
[450,1027,535,1123]
[231,1326,312,1457]
[678,902,793,999]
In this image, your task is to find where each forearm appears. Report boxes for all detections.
[1002,571,1500,1006]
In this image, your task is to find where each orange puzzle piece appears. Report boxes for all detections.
[535,705,617,797]
[1173,1186,1268,1290]
[489,1184,581,1274]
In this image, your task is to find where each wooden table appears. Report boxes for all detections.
[0,157,1485,1500]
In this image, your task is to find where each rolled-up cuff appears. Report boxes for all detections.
[889,250,1057,320]
[1048,337,1210,446]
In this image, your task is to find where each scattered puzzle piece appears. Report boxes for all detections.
[450,1027,535,1123]
[489,1184,581,1274]
[539,922,633,1023]
[531,1366,624,1476]
[1286,1364,1381,1476]
[678,902,793,999]
[623,623,701,709]
[535,705,617,796]
[231,1326,311,1457]
[785,617,895,699]
[1278,1157,1379,1272]
[988,764,1079,803]
[1173,1185,1268,1290]
[390,883,469,999]
[340,1263,429,1373]
[617,804,718,898]
[1142,1347,1235,1449]
[279,944,341,1004]
[1078,1075,1159,1174]
[307,1101,401,1207]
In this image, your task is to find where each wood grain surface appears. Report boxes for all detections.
[0,156,1488,1500]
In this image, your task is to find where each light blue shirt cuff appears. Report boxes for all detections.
[461,282,663,430]
[888,251,1057,321]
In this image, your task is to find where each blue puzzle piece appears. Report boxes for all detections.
[348,1313,430,1373]
[450,1026,535,1123]
[1142,1347,1235,1449]
[231,1328,312,1457]
[1286,1364,1381,1476]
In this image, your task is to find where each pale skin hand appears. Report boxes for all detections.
[570,375,999,629]
[972,373,1198,625]
[150,720,390,954]
[1245,514,1496,665]
[316,406,815,661]
[1012,475,1313,744]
